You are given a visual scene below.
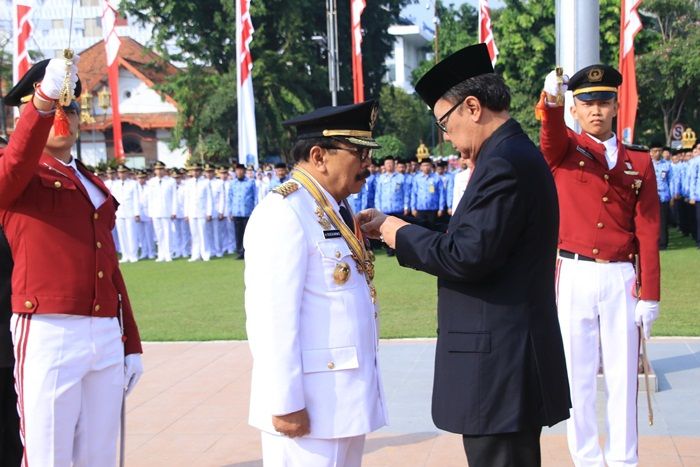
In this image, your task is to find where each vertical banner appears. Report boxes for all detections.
[351,0,366,103]
[478,0,498,67]
[236,0,258,167]
[618,0,642,144]
[13,0,33,83]
[103,0,125,161]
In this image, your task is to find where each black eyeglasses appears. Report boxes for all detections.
[434,99,464,133]
[325,146,372,162]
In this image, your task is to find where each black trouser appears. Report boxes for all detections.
[463,427,542,467]
[232,216,249,255]
[0,368,21,467]
[690,202,698,241]
[659,201,669,249]
[696,203,700,246]
[679,200,691,235]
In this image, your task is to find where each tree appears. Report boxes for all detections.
[376,84,432,155]
[373,134,407,160]
[636,0,700,144]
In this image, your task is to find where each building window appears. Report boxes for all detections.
[123,136,144,155]
[52,19,64,29]
[85,18,102,37]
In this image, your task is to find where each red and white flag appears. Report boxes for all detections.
[478,0,498,67]
[103,0,125,161]
[618,0,642,144]
[12,0,33,83]
[236,0,258,167]
[351,0,366,103]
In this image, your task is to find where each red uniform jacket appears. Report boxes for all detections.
[539,101,660,301]
[0,103,142,354]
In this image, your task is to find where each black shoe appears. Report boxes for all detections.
[236,254,245,260]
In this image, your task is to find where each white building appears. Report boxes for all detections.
[384,22,434,93]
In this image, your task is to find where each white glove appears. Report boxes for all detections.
[543,69,569,98]
[635,300,660,340]
[39,55,80,101]
[124,353,144,396]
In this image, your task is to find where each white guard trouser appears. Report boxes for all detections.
[189,217,211,261]
[12,314,124,467]
[209,216,224,257]
[152,217,173,261]
[172,218,189,258]
[116,217,138,262]
[138,218,156,259]
[556,256,639,467]
[261,432,365,467]
[112,227,120,254]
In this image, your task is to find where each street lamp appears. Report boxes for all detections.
[312,0,339,106]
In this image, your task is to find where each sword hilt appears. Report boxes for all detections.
[57,48,75,107]
[555,66,564,106]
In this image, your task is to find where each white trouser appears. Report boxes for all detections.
[189,217,210,261]
[112,227,120,253]
[261,432,365,467]
[138,218,156,259]
[556,256,639,467]
[209,216,223,257]
[152,217,173,261]
[116,217,139,262]
[12,314,124,467]
[171,218,187,258]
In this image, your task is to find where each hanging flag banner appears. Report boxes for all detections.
[103,0,125,161]
[13,0,33,83]
[351,0,366,104]
[478,0,498,67]
[236,0,258,168]
[618,0,642,144]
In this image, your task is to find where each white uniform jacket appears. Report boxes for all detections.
[146,176,178,218]
[244,179,387,440]
[111,179,140,219]
[184,176,213,219]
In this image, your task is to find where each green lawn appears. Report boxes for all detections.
[122,231,698,341]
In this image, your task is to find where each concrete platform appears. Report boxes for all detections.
[123,339,700,466]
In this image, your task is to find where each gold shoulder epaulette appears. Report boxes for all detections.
[273,180,299,197]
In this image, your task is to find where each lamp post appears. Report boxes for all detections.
[77,91,96,163]
[97,86,113,163]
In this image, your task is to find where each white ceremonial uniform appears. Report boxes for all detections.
[172,179,190,258]
[209,178,226,257]
[451,166,472,211]
[244,178,387,467]
[146,176,178,262]
[184,176,213,261]
[137,182,156,259]
[111,178,140,262]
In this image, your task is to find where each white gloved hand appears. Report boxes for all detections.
[635,300,660,340]
[124,353,144,396]
[38,55,80,101]
[543,69,569,98]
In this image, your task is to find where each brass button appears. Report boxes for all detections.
[97,270,104,279]
[335,251,341,259]
[93,213,99,220]
[327,361,335,370]
[604,174,610,180]
[54,180,62,189]
[579,161,585,167]
[96,241,102,249]
[592,248,600,255]
[597,222,604,229]
[24,300,33,310]
[602,196,609,203]
[94,304,101,312]
[629,253,634,260]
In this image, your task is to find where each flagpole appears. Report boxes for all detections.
[326,0,339,106]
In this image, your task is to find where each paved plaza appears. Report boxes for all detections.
[123,339,700,466]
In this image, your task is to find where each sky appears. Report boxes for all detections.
[401,0,505,28]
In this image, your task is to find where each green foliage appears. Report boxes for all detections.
[432,140,456,156]
[376,85,432,155]
[373,134,408,160]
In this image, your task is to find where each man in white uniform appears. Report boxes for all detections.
[136,171,156,260]
[146,161,177,262]
[111,165,141,263]
[171,169,189,259]
[244,100,387,467]
[184,163,213,261]
[451,156,474,210]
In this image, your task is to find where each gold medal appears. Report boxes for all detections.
[333,262,351,285]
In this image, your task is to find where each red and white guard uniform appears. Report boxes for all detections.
[0,103,143,466]
[540,101,660,467]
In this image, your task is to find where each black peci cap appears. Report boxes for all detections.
[568,64,622,102]
[283,100,381,148]
[3,59,82,107]
[415,43,494,109]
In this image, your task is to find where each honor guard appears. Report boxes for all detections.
[538,63,661,466]
[146,161,178,261]
[184,163,214,261]
[227,163,257,259]
[112,165,141,263]
[244,100,386,467]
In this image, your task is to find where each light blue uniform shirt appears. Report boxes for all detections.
[268,175,290,191]
[228,176,257,217]
[438,172,454,209]
[653,159,672,203]
[669,162,683,198]
[374,172,409,214]
[688,157,700,201]
[411,172,445,211]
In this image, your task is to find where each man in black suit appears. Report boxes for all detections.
[358,44,570,467]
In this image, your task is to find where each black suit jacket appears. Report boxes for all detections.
[0,225,13,368]
[396,118,570,435]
